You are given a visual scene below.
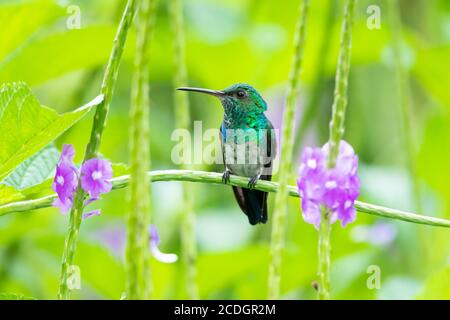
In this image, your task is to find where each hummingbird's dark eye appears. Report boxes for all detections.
[236,90,246,98]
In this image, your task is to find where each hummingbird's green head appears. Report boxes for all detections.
[221,83,267,113]
[177,83,267,115]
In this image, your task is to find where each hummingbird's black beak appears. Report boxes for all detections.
[177,87,225,97]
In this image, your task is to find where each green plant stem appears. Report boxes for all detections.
[126,0,157,300]
[2,170,450,228]
[326,0,354,168]
[169,0,199,300]
[387,0,423,213]
[293,0,337,157]
[317,207,331,299]
[319,0,355,300]
[268,0,310,300]
[57,0,136,300]
[387,0,432,273]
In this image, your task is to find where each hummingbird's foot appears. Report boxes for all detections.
[248,174,261,189]
[222,170,231,184]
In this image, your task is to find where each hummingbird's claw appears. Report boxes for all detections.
[248,175,260,189]
[222,170,231,184]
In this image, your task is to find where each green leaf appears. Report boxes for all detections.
[0,0,65,60]
[0,184,24,206]
[0,26,134,86]
[0,144,59,206]
[0,82,103,181]
[4,144,59,190]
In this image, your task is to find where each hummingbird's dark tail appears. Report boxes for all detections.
[232,186,268,225]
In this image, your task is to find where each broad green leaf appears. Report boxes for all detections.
[0,26,134,86]
[0,184,24,206]
[0,82,103,181]
[0,144,59,207]
[4,144,59,190]
[0,0,64,60]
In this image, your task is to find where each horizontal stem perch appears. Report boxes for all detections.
[1,170,449,228]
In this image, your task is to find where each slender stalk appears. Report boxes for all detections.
[2,170,450,228]
[126,0,157,300]
[293,0,337,157]
[169,0,199,300]
[317,207,331,299]
[387,0,422,213]
[387,0,432,272]
[318,0,355,300]
[268,0,310,300]
[57,0,137,300]
[326,0,355,168]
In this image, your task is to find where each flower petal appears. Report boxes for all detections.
[150,243,178,264]
[149,224,160,246]
[83,209,101,220]
[52,197,72,214]
[60,144,75,164]
[80,158,113,197]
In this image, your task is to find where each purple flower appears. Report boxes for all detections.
[52,145,113,217]
[149,225,178,263]
[52,144,78,214]
[80,158,113,198]
[297,140,360,228]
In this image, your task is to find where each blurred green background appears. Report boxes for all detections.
[0,0,449,299]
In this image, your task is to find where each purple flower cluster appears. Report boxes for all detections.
[52,144,113,219]
[297,140,360,228]
[52,145,79,213]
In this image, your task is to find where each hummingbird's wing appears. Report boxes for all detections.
[220,125,260,224]
[221,122,277,225]
[259,119,277,223]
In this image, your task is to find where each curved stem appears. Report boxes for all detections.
[57,0,137,300]
[170,0,199,300]
[268,0,310,300]
[1,170,450,228]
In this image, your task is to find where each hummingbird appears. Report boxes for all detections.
[177,83,277,225]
